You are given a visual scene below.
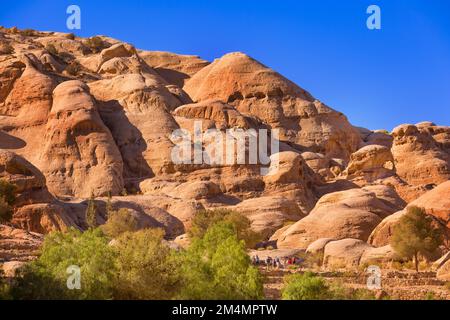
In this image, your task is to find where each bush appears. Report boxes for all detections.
[0,179,16,205]
[282,273,375,300]
[21,29,35,36]
[189,209,261,248]
[65,61,81,76]
[0,197,12,223]
[66,33,75,40]
[85,36,105,53]
[282,272,330,300]
[0,179,16,223]
[390,206,442,272]
[85,194,97,229]
[176,222,264,300]
[101,208,139,239]
[45,43,58,56]
[10,228,116,300]
[112,229,180,299]
[0,42,14,55]
[0,270,10,300]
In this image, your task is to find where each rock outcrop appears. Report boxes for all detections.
[369,180,450,247]
[276,185,405,249]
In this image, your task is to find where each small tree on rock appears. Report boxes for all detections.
[390,206,442,272]
[85,193,97,229]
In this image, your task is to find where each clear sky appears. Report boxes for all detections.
[1,0,449,130]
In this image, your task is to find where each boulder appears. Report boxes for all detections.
[40,80,124,197]
[369,181,450,247]
[226,195,303,238]
[343,145,395,185]
[277,186,404,249]
[323,239,372,269]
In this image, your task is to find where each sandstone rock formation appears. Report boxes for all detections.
[40,80,124,197]
[276,185,405,249]
[184,52,362,161]
[369,180,450,247]
[0,27,448,268]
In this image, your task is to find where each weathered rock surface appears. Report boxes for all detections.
[40,80,124,197]
[184,52,362,161]
[0,225,43,262]
[0,28,448,269]
[276,185,405,249]
[369,180,450,247]
[391,124,450,200]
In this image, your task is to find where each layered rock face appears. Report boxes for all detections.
[276,185,405,249]
[40,80,124,197]
[0,27,448,263]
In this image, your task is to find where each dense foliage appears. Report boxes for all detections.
[177,221,264,300]
[189,209,261,248]
[391,206,442,272]
[11,228,116,300]
[8,212,264,300]
[0,179,16,223]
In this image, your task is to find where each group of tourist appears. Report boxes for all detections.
[251,255,303,270]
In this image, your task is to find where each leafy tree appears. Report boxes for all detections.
[101,208,139,239]
[0,196,12,223]
[85,193,97,229]
[282,272,330,300]
[112,229,181,299]
[0,270,10,300]
[390,206,443,272]
[0,179,16,223]
[106,192,113,219]
[11,228,116,300]
[189,209,261,248]
[0,179,16,205]
[176,222,264,300]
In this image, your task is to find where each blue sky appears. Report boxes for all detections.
[1,0,449,130]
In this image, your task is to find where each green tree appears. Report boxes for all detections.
[282,272,330,300]
[112,229,181,299]
[106,192,113,219]
[0,179,16,223]
[390,206,443,272]
[0,179,16,205]
[11,228,116,300]
[177,222,264,300]
[101,208,139,239]
[189,209,261,248]
[0,270,10,300]
[0,196,12,223]
[85,193,97,229]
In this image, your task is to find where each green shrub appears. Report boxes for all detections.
[0,270,10,300]
[0,42,14,55]
[85,36,105,53]
[10,228,116,300]
[0,179,16,205]
[444,282,450,292]
[65,61,81,76]
[176,222,264,300]
[0,197,12,223]
[189,209,261,248]
[112,229,180,299]
[101,208,139,239]
[45,43,58,56]
[390,206,442,272]
[282,272,330,300]
[21,29,35,36]
[85,193,97,229]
